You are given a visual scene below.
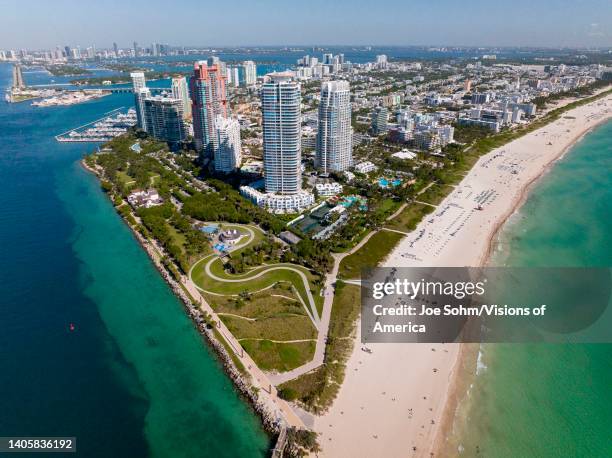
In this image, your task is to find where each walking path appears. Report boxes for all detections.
[188,224,321,327]
[268,224,382,384]
[116,213,306,429]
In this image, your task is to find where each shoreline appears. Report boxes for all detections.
[79,159,284,451]
[435,110,612,457]
[481,115,612,266]
[436,114,612,458]
[432,104,612,457]
[315,93,612,457]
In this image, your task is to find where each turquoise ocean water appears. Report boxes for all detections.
[454,121,612,457]
[0,62,269,457]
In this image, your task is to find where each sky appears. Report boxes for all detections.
[1,0,611,50]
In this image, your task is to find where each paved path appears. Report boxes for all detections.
[128,219,305,429]
[188,224,321,327]
[201,258,320,327]
[267,225,382,384]
[182,274,306,428]
[413,200,438,208]
[383,227,411,236]
[267,195,426,384]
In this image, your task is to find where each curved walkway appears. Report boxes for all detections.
[202,258,320,327]
[188,224,321,328]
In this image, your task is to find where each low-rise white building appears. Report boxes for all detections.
[127,189,163,208]
[391,150,417,160]
[344,171,355,182]
[240,186,315,213]
[315,182,343,197]
[354,161,377,174]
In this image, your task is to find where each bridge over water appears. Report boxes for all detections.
[25,85,169,94]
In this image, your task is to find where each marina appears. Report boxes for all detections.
[55,107,137,142]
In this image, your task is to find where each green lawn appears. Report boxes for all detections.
[116,170,135,188]
[193,257,324,316]
[204,286,318,373]
[278,281,361,410]
[203,285,303,319]
[385,202,434,232]
[418,184,455,206]
[222,314,316,341]
[373,198,400,219]
[338,230,404,280]
[240,339,315,372]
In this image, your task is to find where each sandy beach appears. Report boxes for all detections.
[313,92,612,457]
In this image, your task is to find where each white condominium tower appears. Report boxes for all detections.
[131,72,148,130]
[316,80,352,174]
[171,76,192,120]
[130,72,146,91]
[243,60,257,86]
[261,73,302,194]
[213,115,242,173]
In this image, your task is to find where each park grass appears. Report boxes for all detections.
[222,314,316,341]
[385,202,435,232]
[337,230,404,280]
[373,197,400,219]
[219,223,266,256]
[418,184,455,206]
[240,339,315,372]
[116,170,135,188]
[193,256,324,317]
[166,222,187,250]
[277,281,360,410]
[203,285,318,373]
[191,222,323,315]
[203,285,305,319]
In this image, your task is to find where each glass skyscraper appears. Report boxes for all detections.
[316,80,352,174]
[261,73,302,195]
[190,61,228,155]
[143,95,186,146]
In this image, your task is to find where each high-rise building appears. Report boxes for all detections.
[171,76,191,120]
[113,42,119,58]
[133,41,139,57]
[131,72,148,129]
[316,80,352,174]
[261,72,302,194]
[131,72,146,91]
[213,116,242,172]
[323,53,333,65]
[226,66,240,87]
[135,88,151,131]
[243,61,257,86]
[371,106,388,135]
[207,56,227,77]
[190,61,228,154]
[151,43,158,56]
[376,54,388,69]
[143,94,186,145]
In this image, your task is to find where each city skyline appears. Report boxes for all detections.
[1,0,611,49]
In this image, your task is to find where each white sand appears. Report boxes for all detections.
[314,93,612,457]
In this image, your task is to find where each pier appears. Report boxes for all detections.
[55,107,137,142]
